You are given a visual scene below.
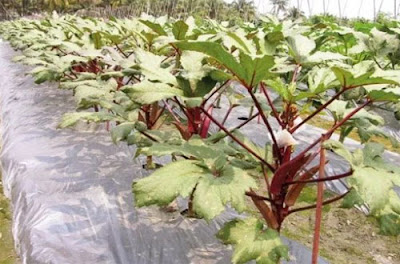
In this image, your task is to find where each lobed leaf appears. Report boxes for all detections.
[217,218,289,264]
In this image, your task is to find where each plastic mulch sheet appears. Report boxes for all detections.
[5,40,393,264]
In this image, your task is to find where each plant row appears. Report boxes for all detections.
[1,13,400,263]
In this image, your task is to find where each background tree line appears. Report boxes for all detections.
[2,0,389,29]
[0,0,257,21]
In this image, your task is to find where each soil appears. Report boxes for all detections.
[0,180,18,264]
[280,187,400,264]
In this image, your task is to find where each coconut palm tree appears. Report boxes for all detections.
[231,0,256,20]
[286,6,305,20]
[270,0,289,16]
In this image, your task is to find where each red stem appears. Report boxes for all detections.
[203,80,230,104]
[326,99,372,137]
[64,73,75,80]
[293,99,372,162]
[260,82,283,128]
[312,142,326,264]
[290,88,347,133]
[288,189,351,215]
[245,191,272,202]
[161,51,176,63]
[132,75,141,82]
[125,76,134,85]
[115,44,128,58]
[200,106,275,172]
[174,96,197,131]
[291,64,301,83]
[246,88,282,161]
[211,112,260,142]
[200,106,213,138]
[139,131,159,142]
[262,164,272,200]
[55,46,68,56]
[70,71,78,78]
[285,170,353,185]
[234,112,259,129]
[149,105,166,128]
[205,85,229,113]
[219,105,234,129]
[163,99,181,124]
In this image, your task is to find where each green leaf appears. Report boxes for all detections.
[74,80,116,109]
[327,142,400,234]
[135,121,149,132]
[378,213,400,236]
[350,167,394,213]
[223,29,256,55]
[100,71,124,79]
[210,69,232,82]
[90,32,103,49]
[133,160,203,207]
[323,140,354,165]
[131,130,183,148]
[331,62,398,88]
[326,100,397,145]
[239,52,275,86]
[33,70,59,84]
[58,112,119,128]
[306,51,347,64]
[105,34,122,45]
[123,81,183,104]
[133,160,256,220]
[172,20,188,40]
[378,191,400,235]
[111,122,135,143]
[175,41,246,83]
[192,165,257,219]
[287,34,315,64]
[262,31,284,55]
[217,218,289,264]
[368,90,400,102]
[341,188,364,208]
[362,143,400,174]
[135,49,178,86]
[308,67,339,94]
[265,78,289,101]
[141,138,223,159]
[368,28,399,57]
[353,119,399,147]
[195,76,218,97]
[185,97,203,107]
[134,138,257,219]
[60,79,99,90]
[180,51,208,82]
[139,20,167,36]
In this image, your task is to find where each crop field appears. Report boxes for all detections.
[0,10,400,264]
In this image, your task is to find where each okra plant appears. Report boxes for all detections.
[1,13,400,264]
